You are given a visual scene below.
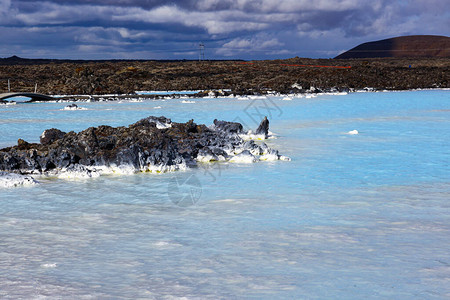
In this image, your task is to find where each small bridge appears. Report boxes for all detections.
[0,92,54,103]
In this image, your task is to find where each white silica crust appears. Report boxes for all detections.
[61,105,87,110]
[0,172,39,188]
[239,130,276,141]
[141,162,188,173]
[54,162,189,178]
[259,152,280,161]
[56,165,101,179]
[155,122,172,129]
[229,151,258,163]
[196,153,218,163]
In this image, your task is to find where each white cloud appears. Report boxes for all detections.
[111,5,272,34]
[194,0,366,12]
[267,49,293,55]
[217,34,284,56]
[9,2,109,25]
[116,28,147,39]
[78,44,106,52]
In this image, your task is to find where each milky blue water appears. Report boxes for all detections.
[1,91,449,299]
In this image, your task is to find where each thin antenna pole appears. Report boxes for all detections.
[199,43,205,61]
[35,83,37,93]
[8,79,10,92]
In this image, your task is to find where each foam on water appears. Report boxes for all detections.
[0,171,39,187]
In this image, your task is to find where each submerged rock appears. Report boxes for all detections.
[0,116,289,178]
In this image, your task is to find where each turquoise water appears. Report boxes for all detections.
[1,91,449,299]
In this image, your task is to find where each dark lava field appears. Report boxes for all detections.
[1,56,448,95]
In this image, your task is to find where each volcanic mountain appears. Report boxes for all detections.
[335,35,450,59]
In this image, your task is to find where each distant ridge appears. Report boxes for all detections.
[0,56,242,65]
[0,55,92,65]
[335,35,450,59]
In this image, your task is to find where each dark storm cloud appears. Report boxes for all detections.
[0,0,448,59]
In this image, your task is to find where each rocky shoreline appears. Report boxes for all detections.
[1,57,448,96]
[0,116,288,186]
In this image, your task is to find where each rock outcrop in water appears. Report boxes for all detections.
[255,116,269,138]
[0,116,289,179]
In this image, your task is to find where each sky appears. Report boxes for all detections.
[0,0,448,60]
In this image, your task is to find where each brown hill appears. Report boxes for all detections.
[335,35,450,59]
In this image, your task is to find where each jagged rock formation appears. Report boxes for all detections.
[0,116,288,178]
[335,35,450,59]
[255,116,269,138]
